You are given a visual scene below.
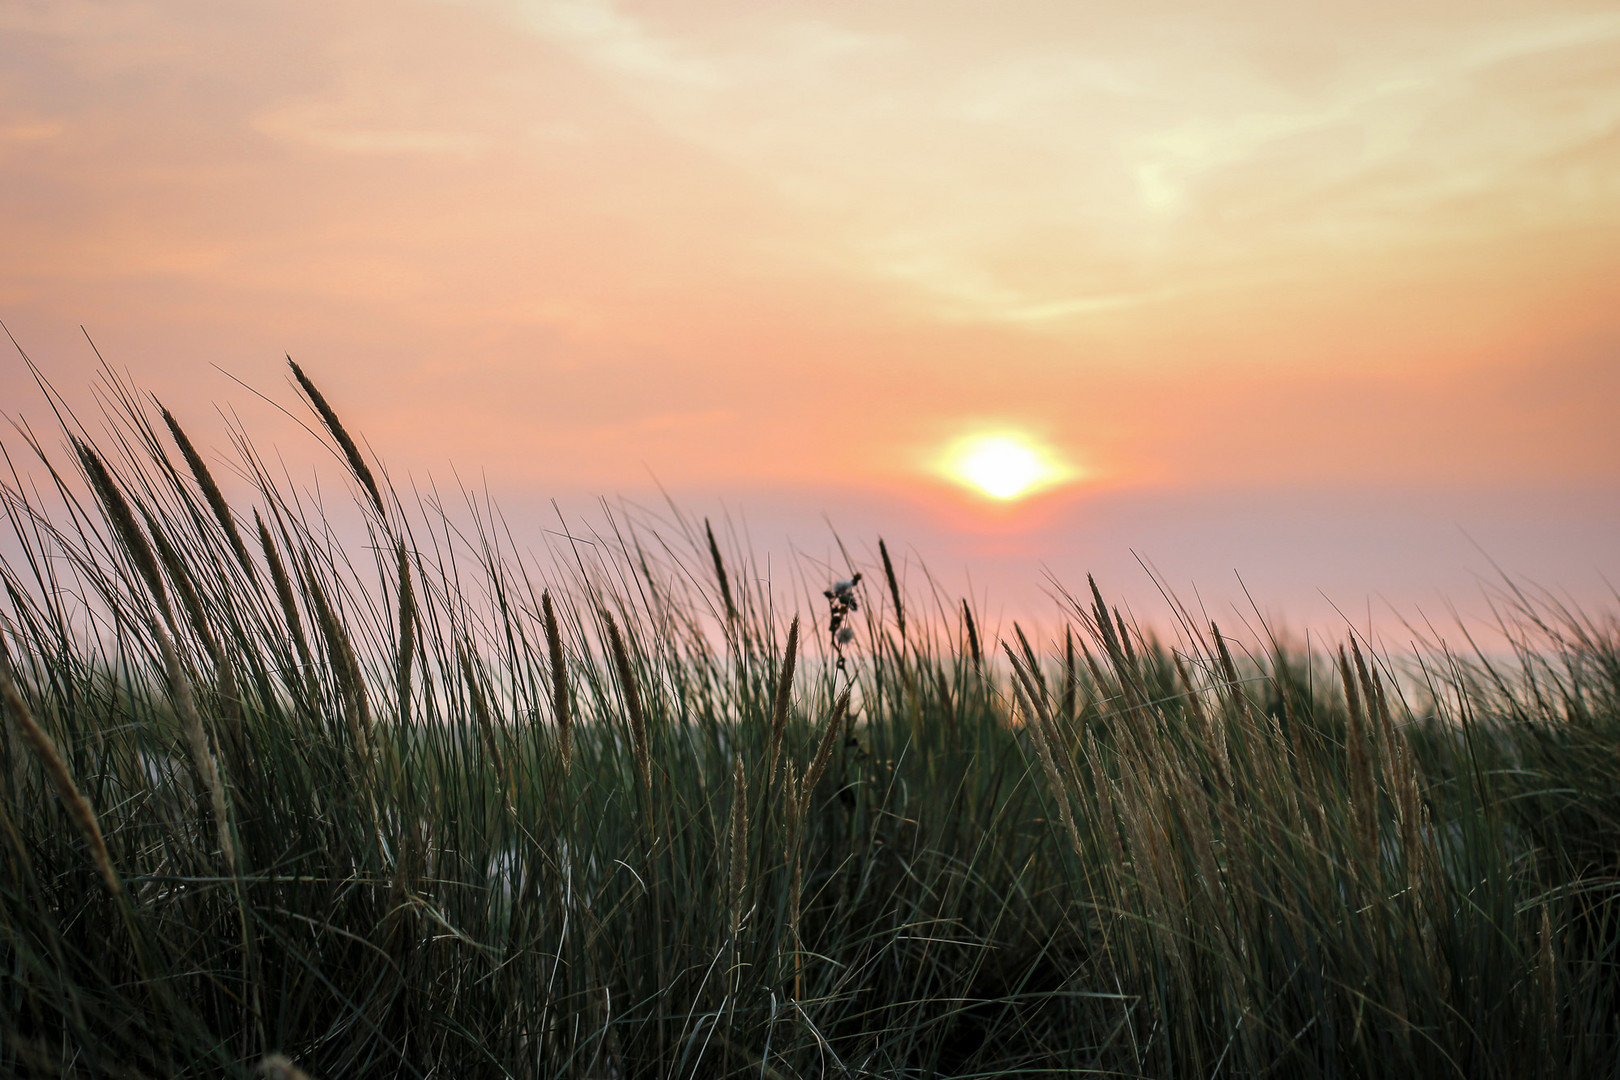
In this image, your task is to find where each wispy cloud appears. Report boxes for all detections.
[507,0,719,86]
[470,1,1620,320]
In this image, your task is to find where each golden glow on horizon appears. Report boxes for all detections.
[940,433,1078,501]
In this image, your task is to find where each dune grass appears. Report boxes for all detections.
[1,360,1617,1078]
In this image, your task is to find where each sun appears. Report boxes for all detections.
[938,432,1077,501]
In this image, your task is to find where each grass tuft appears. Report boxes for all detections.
[2,363,1618,1078]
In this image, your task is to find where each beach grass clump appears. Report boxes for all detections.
[1,360,1617,1078]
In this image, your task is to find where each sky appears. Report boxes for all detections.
[3,0,1619,641]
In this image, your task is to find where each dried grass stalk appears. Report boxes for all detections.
[394,540,415,729]
[1389,720,1432,894]
[800,688,850,819]
[147,510,216,655]
[705,519,735,623]
[147,509,244,752]
[305,559,370,761]
[1007,645,1083,859]
[1340,644,1378,872]
[255,510,318,700]
[1070,722,1116,841]
[1351,640,1383,763]
[783,761,804,998]
[767,615,799,789]
[879,538,904,637]
[0,648,121,899]
[75,438,173,628]
[1062,627,1078,723]
[961,600,981,673]
[1538,903,1559,1043]
[157,622,237,874]
[1012,623,1046,699]
[727,757,748,937]
[1173,652,1207,729]
[459,643,504,773]
[603,609,649,790]
[288,359,385,519]
[1114,609,1138,671]
[1212,623,1242,696]
[783,761,802,873]
[1088,576,1122,667]
[542,590,571,774]
[160,405,255,576]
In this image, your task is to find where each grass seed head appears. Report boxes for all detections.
[879,538,904,637]
[961,599,982,671]
[1340,644,1378,871]
[0,646,121,899]
[706,518,736,623]
[768,615,799,786]
[75,437,173,629]
[156,622,237,874]
[255,509,320,704]
[395,539,416,728]
[305,556,370,761]
[146,507,220,660]
[459,643,503,773]
[801,688,850,817]
[160,404,256,576]
[603,609,649,789]
[543,590,571,773]
[288,358,386,519]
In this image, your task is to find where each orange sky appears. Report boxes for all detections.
[4,0,1618,633]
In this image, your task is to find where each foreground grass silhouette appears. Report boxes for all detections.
[1,360,1617,1078]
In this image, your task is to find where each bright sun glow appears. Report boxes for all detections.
[940,433,1076,500]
